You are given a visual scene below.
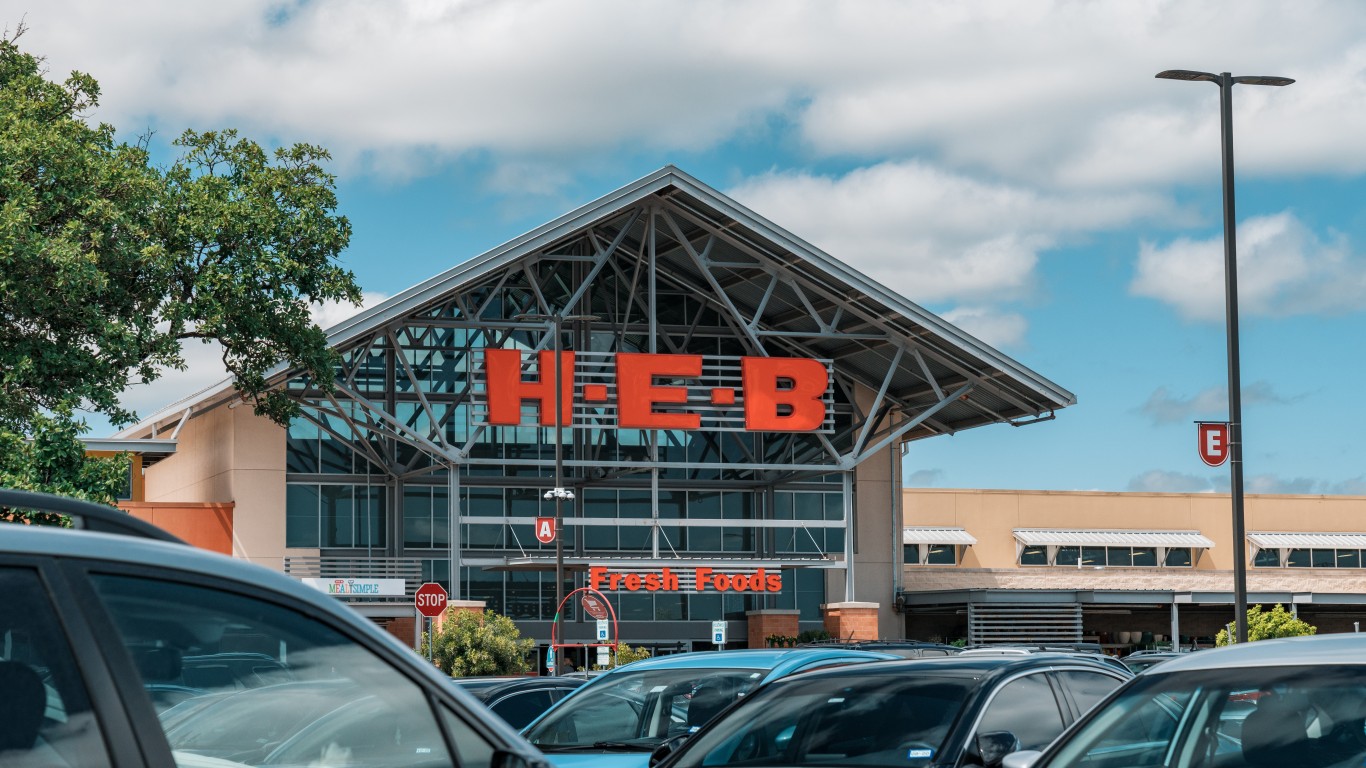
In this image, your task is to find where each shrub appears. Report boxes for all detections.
[422,608,535,676]
[1215,604,1316,646]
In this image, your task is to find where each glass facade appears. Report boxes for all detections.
[281,237,856,635]
[1256,548,1366,568]
[1019,546,1194,568]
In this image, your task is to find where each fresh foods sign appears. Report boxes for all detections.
[588,565,782,593]
[481,350,833,433]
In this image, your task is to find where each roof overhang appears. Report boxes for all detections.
[1247,532,1366,550]
[903,527,977,546]
[1013,530,1215,548]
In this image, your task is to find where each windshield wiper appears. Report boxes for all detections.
[541,741,652,752]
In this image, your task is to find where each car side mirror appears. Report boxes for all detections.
[976,731,1020,768]
[649,734,690,767]
[1000,749,1042,768]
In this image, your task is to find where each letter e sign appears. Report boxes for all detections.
[1197,422,1230,467]
[535,517,557,544]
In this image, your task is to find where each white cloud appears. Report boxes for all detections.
[728,162,1174,303]
[1127,470,1214,493]
[1130,212,1366,321]
[1138,381,1296,425]
[311,290,389,331]
[905,469,945,487]
[939,306,1028,350]
[16,1,1366,187]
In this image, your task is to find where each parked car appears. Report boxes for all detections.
[0,487,549,768]
[1002,633,1366,768]
[454,676,586,729]
[521,647,899,768]
[653,653,1132,768]
[958,645,1133,676]
[1118,649,1186,673]
[797,639,962,658]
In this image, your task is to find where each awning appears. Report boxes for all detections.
[1247,532,1366,550]
[903,527,977,546]
[1013,530,1215,548]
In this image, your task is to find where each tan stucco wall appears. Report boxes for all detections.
[143,405,287,570]
[902,488,1366,593]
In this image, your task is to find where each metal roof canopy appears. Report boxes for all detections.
[1014,530,1215,548]
[903,527,978,545]
[118,166,1074,466]
[1247,532,1366,550]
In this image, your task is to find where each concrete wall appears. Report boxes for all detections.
[143,405,288,570]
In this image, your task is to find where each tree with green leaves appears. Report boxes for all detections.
[0,28,359,509]
[423,609,537,677]
[1215,604,1317,646]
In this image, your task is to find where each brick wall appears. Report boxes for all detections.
[822,602,880,641]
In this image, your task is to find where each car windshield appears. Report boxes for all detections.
[524,666,765,751]
[671,673,976,768]
[164,681,361,762]
[1041,664,1366,768]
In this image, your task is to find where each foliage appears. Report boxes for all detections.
[796,629,831,644]
[1215,604,1317,646]
[766,634,797,648]
[948,638,968,648]
[0,28,358,437]
[423,609,536,677]
[590,642,652,670]
[0,409,129,524]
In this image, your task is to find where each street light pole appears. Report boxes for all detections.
[515,311,598,668]
[1156,69,1293,644]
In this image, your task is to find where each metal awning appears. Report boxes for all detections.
[1247,532,1366,550]
[903,527,977,546]
[1013,530,1215,548]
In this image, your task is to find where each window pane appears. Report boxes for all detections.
[1312,549,1336,568]
[1287,549,1311,568]
[92,574,453,767]
[0,568,113,767]
[1081,547,1105,567]
[1339,550,1361,568]
[904,545,921,564]
[1254,548,1281,567]
[1164,548,1193,567]
[926,545,956,565]
[1131,547,1157,567]
[403,487,433,548]
[320,485,355,548]
[286,484,320,548]
[1019,547,1047,565]
[1056,547,1080,566]
[1106,547,1132,566]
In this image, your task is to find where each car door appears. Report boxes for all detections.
[56,555,537,768]
[964,671,1070,766]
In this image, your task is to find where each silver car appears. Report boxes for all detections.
[1006,633,1366,768]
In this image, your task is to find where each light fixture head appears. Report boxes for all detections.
[1156,69,1218,82]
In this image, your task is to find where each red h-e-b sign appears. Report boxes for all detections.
[415,582,448,618]
[1198,422,1230,467]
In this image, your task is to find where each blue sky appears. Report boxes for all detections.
[17,0,1366,495]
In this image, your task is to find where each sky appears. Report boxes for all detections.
[13,0,1366,496]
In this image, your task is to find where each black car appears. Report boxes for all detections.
[0,488,549,768]
[454,676,585,729]
[653,654,1131,768]
[798,639,963,658]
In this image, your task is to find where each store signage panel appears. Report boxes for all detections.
[479,350,834,433]
[588,565,782,593]
[302,578,407,597]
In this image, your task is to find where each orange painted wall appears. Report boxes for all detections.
[120,501,234,555]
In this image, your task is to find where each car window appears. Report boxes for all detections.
[976,673,1067,753]
[1055,670,1125,718]
[489,689,555,730]
[0,567,113,768]
[88,572,454,768]
[675,674,975,768]
[1043,665,1366,768]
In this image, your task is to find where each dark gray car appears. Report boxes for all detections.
[0,488,550,768]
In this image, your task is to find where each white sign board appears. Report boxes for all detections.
[303,578,407,597]
[597,646,610,668]
[711,620,727,646]
[596,619,610,641]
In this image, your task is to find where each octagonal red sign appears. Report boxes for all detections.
[415,582,448,618]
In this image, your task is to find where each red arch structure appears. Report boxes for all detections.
[550,587,620,672]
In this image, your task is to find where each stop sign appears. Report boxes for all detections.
[415,582,448,618]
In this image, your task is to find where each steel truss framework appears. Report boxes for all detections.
[273,175,1070,603]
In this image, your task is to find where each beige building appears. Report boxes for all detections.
[899,488,1366,649]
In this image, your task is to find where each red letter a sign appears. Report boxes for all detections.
[535,517,557,544]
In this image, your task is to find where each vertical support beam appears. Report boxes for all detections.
[1170,601,1180,652]
[448,462,462,600]
[843,471,856,602]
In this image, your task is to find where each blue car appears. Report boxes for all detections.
[521,647,897,768]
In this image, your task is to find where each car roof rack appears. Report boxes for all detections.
[0,488,187,545]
